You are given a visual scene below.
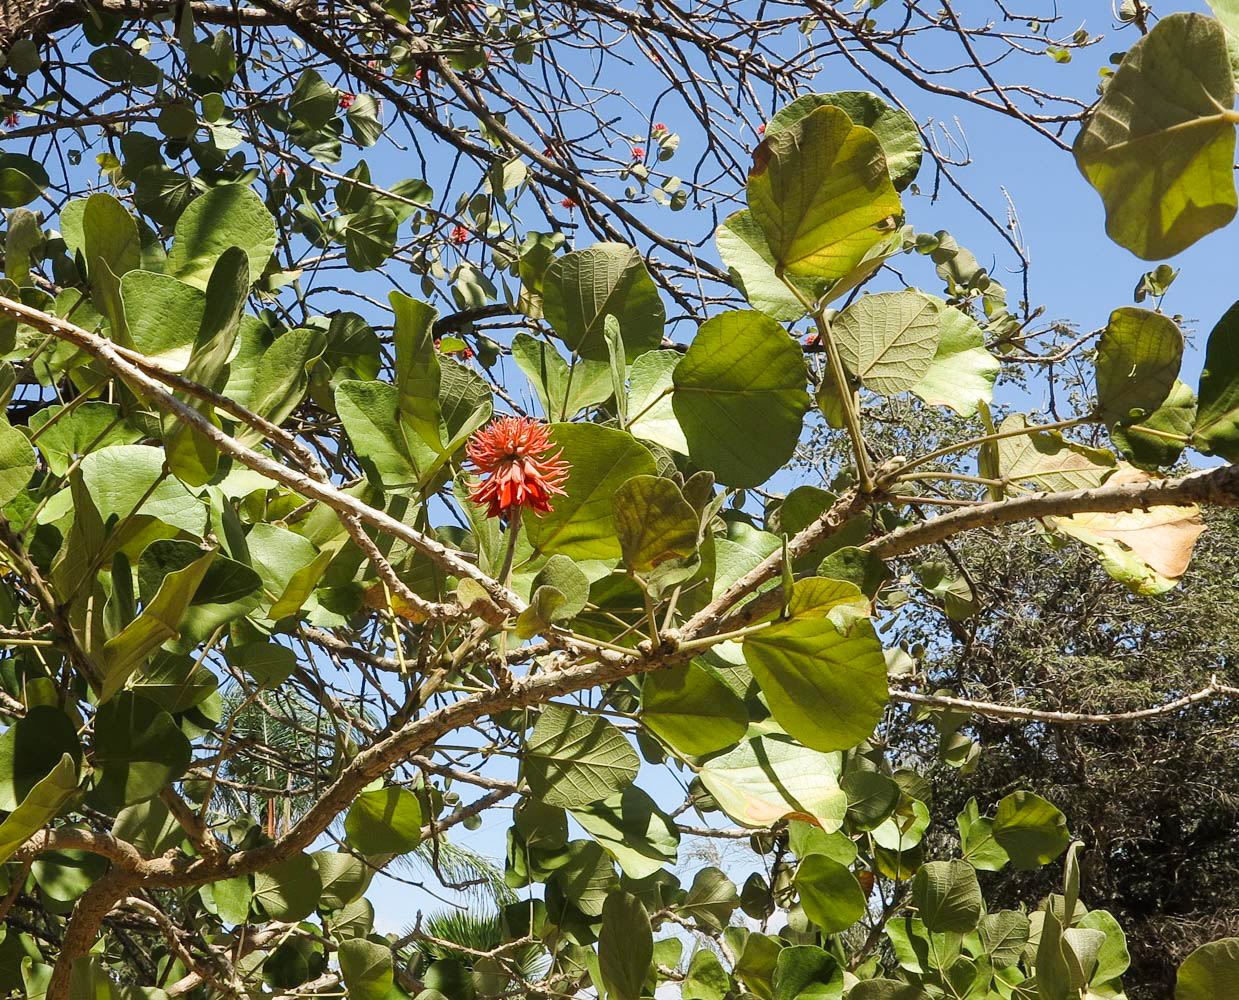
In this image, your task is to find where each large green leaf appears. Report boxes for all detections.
[167,185,278,288]
[120,271,205,372]
[612,475,698,573]
[767,91,922,191]
[336,380,418,489]
[523,706,639,808]
[641,661,748,756]
[390,292,441,451]
[699,734,847,830]
[314,851,372,910]
[1073,12,1237,259]
[747,104,901,280]
[252,853,322,921]
[0,754,78,864]
[742,578,887,753]
[570,785,679,879]
[90,692,191,808]
[526,423,655,560]
[542,243,664,361]
[81,193,141,339]
[0,707,81,811]
[772,945,842,1000]
[910,301,999,417]
[235,328,326,445]
[627,350,688,453]
[598,892,652,1000]
[344,786,423,855]
[100,545,216,702]
[833,289,941,396]
[795,854,866,934]
[0,417,34,507]
[992,791,1070,870]
[682,867,740,931]
[0,153,50,209]
[1194,299,1239,461]
[910,860,982,933]
[1095,307,1183,425]
[337,939,393,1000]
[672,310,809,488]
[1176,938,1239,999]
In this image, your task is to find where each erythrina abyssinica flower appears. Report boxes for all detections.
[338,92,356,109]
[631,145,645,159]
[466,417,570,519]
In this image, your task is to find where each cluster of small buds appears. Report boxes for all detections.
[804,332,819,346]
[3,113,17,128]
[542,146,556,158]
[757,123,767,135]
[631,145,645,160]
[338,92,356,109]
[450,225,470,244]
[366,59,378,69]
[414,68,425,81]
[652,122,667,135]
[561,197,577,210]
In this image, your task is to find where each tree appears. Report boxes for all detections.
[4,2,1239,999]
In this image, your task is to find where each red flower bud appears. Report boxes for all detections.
[561,197,577,209]
[2,113,17,128]
[652,122,667,134]
[757,123,766,135]
[631,146,645,160]
[804,333,819,346]
[450,225,470,244]
[338,93,356,109]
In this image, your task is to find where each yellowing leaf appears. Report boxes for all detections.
[1049,466,1205,594]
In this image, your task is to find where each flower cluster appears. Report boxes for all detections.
[652,122,667,134]
[561,197,577,210]
[631,145,645,160]
[465,417,570,519]
[3,113,17,128]
[450,225,470,244]
[338,92,356,109]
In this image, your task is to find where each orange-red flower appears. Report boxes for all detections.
[466,417,570,518]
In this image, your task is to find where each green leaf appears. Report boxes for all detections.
[91,692,191,808]
[523,706,639,809]
[337,939,393,1000]
[526,424,656,560]
[747,104,901,281]
[979,911,1030,969]
[672,310,810,488]
[910,301,999,417]
[682,867,739,931]
[100,545,216,702]
[772,945,842,1000]
[833,289,941,396]
[743,578,887,753]
[1178,938,1239,1000]
[910,860,982,932]
[120,272,205,372]
[516,554,590,638]
[290,69,337,129]
[641,661,748,757]
[0,416,35,507]
[848,981,928,1000]
[767,91,922,191]
[715,209,823,322]
[549,839,618,916]
[1113,379,1196,469]
[996,414,1115,491]
[344,786,423,855]
[699,734,848,830]
[1096,307,1183,425]
[795,854,866,934]
[509,333,612,421]
[0,153,50,209]
[391,291,441,451]
[1073,12,1237,259]
[840,770,900,831]
[235,328,326,444]
[627,350,687,453]
[346,95,384,146]
[167,185,278,288]
[683,949,730,1000]
[1078,909,1130,983]
[542,243,664,361]
[0,707,81,812]
[957,798,1009,872]
[82,193,140,338]
[992,791,1070,870]
[311,853,370,911]
[612,475,698,572]
[0,753,77,864]
[252,853,322,921]
[112,798,183,857]
[336,380,418,489]
[1194,299,1239,461]
[344,203,399,271]
[599,892,652,1000]
[570,785,679,879]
